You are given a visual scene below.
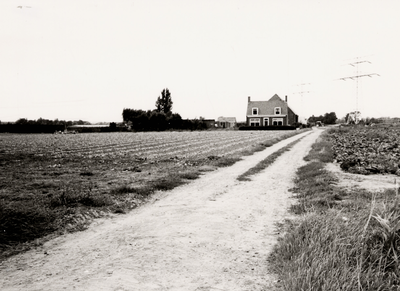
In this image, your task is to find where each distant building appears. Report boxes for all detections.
[67,124,110,133]
[217,117,237,128]
[246,94,298,127]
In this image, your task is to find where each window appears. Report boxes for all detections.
[272,118,283,126]
[250,118,260,127]
[252,108,258,115]
[274,107,281,115]
[264,118,269,126]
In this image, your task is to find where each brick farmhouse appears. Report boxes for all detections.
[246,94,298,127]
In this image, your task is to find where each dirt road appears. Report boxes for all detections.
[0,129,322,291]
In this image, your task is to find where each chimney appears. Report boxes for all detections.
[285,95,288,103]
[248,96,251,102]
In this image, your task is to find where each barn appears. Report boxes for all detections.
[217,117,237,128]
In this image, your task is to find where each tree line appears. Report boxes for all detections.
[14,118,91,126]
[307,112,337,125]
[122,88,210,131]
[3,88,211,133]
[0,118,93,133]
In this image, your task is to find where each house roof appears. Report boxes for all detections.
[217,117,237,123]
[247,94,296,116]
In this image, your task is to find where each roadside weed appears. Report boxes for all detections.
[270,129,400,290]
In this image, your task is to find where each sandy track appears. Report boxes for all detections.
[0,129,322,291]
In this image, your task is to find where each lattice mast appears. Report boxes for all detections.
[339,57,379,123]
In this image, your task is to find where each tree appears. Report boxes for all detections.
[168,113,182,129]
[308,112,337,125]
[149,111,167,131]
[122,108,144,123]
[122,109,149,131]
[308,115,316,124]
[15,118,29,125]
[155,88,173,114]
[323,112,337,124]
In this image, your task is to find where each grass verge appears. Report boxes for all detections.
[269,129,400,290]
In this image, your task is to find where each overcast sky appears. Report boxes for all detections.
[1,0,399,123]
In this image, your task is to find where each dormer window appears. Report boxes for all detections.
[252,108,258,115]
[274,107,281,115]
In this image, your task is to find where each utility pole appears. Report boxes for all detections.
[338,57,379,123]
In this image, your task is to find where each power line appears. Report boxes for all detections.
[338,57,379,122]
[294,82,311,95]
[293,82,311,118]
[338,73,379,81]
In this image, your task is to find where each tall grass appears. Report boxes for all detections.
[270,129,400,290]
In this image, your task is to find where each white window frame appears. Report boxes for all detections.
[252,108,259,115]
[274,107,281,115]
[264,118,269,126]
[250,118,260,127]
[272,118,283,126]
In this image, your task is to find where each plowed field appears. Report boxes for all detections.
[0,131,293,160]
[0,130,303,259]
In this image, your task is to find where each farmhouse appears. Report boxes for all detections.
[246,94,298,127]
[217,117,237,128]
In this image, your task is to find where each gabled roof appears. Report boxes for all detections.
[218,117,237,123]
[247,94,296,116]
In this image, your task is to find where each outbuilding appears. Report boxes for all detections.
[217,117,237,128]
